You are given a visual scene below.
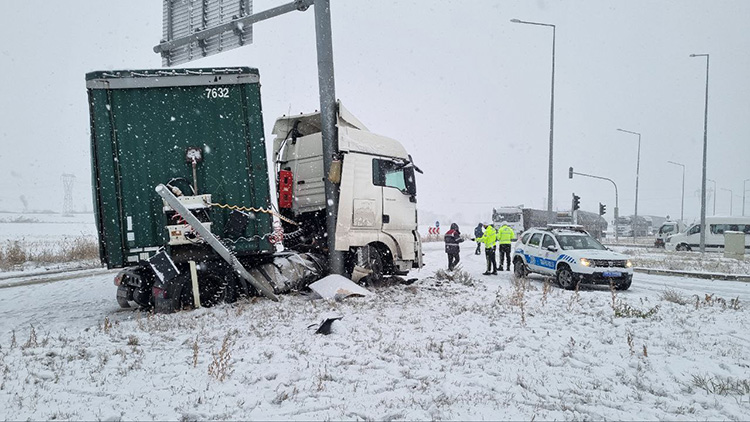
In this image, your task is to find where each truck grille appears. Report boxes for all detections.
[591,259,628,268]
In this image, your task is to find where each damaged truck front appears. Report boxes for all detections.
[272,103,423,282]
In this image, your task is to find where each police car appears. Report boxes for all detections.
[512,225,633,290]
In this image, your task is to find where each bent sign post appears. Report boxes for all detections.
[154,0,344,274]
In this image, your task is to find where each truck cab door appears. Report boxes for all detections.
[373,158,417,260]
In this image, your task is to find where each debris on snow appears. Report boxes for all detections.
[309,274,371,300]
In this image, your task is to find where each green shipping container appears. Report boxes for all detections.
[86,67,273,269]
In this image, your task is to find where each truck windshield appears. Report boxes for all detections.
[492,211,521,223]
[373,158,417,195]
[659,224,675,234]
[555,234,606,250]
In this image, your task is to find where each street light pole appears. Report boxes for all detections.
[569,168,619,242]
[667,161,685,223]
[617,128,641,240]
[707,178,717,215]
[511,18,556,226]
[690,53,709,253]
[720,188,733,216]
[744,178,750,216]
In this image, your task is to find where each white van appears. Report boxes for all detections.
[665,216,750,252]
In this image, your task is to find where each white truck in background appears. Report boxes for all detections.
[654,220,685,248]
[492,206,607,239]
[492,206,524,239]
[272,102,423,281]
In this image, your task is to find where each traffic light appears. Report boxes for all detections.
[572,193,581,211]
[599,202,606,216]
[569,167,574,179]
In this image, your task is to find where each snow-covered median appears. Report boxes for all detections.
[617,246,750,275]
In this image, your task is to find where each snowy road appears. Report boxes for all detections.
[0,242,749,420]
[1,244,748,345]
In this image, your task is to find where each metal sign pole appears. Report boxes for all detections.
[313,0,344,275]
[156,0,344,275]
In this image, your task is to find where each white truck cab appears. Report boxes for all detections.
[654,221,684,248]
[272,102,423,279]
[492,206,523,240]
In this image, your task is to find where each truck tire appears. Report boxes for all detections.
[116,286,132,308]
[356,245,384,285]
[676,243,691,252]
[556,265,577,290]
[193,271,230,307]
[153,278,184,314]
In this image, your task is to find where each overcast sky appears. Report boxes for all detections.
[0,0,748,224]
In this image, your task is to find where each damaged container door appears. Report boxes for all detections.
[86,68,274,268]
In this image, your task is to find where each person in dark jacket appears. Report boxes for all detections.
[474,222,484,255]
[444,223,465,271]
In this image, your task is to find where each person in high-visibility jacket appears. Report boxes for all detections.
[474,223,498,275]
[497,221,516,271]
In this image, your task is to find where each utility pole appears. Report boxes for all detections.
[511,18,556,226]
[690,53,709,253]
[667,161,685,223]
[617,128,641,240]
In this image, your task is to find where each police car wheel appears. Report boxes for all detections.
[615,277,632,291]
[557,266,576,290]
[513,259,527,279]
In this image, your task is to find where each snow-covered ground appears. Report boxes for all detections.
[1,240,749,420]
[0,213,97,245]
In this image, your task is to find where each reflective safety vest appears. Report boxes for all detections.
[498,226,515,244]
[476,225,497,248]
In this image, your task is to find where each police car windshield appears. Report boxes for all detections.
[554,234,606,250]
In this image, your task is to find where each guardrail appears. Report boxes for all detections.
[0,268,112,289]
[634,267,750,282]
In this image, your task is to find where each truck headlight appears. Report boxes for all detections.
[579,258,592,267]
[626,260,633,268]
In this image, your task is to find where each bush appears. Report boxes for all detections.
[0,236,99,270]
[659,288,690,305]
[0,241,27,270]
[434,268,476,287]
[613,301,659,319]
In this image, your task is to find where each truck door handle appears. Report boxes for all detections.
[383,214,390,223]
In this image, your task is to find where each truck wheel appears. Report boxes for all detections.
[676,243,690,252]
[193,272,230,307]
[556,265,577,290]
[356,245,384,285]
[513,258,528,279]
[116,286,132,308]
